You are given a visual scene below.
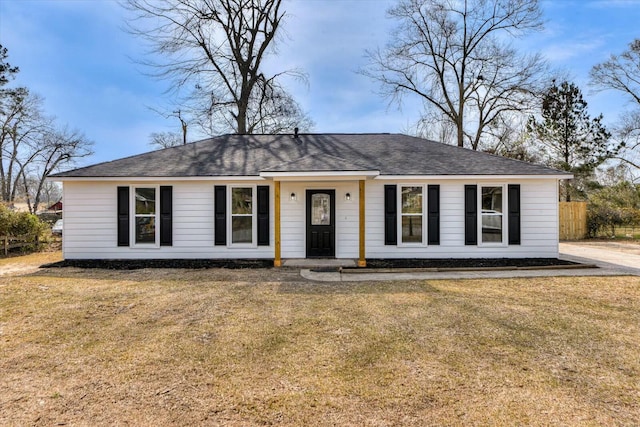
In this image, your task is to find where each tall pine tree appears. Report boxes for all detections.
[528,81,613,201]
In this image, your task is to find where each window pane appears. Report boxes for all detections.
[481,186,503,243]
[232,216,252,243]
[482,214,502,243]
[135,217,155,243]
[231,188,253,215]
[311,193,331,225]
[402,216,422,243]
[402,187,422,214]
[481,186,502,213]
[135,188,156,214]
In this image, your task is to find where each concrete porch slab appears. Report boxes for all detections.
[282,258,357,268]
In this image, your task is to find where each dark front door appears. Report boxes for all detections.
[306,190,335,258]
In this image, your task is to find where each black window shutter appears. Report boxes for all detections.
[465,185,477,245]
[160,186,173,246]
[117,186,129,247]
[427,185,440,245]
[214,185,227,245]
[384,185,397,245]
[508,184,521,245]
[257,185,269,246]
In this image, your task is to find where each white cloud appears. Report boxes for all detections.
[543,38,606,62]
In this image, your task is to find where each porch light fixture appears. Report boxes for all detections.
[290,192,297,201]
[345,192,351,201]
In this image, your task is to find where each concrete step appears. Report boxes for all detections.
[282,258,356,268]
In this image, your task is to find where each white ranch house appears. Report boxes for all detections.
[50,133,571,266]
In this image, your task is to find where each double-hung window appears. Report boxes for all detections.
[384,184,439,246]
[117,185,171,248]
[134,187,158,245]
[480,186,504,244]
[400,186,424,244]
[229,186,255,245]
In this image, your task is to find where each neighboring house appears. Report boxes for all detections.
[50,133,571,265]
[47,200,63,212]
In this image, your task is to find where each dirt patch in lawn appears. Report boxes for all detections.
[0,252,63,278]
[1,253,639,425]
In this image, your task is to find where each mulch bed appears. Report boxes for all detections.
[362,258,580,269]
[41,259,274,270]
[41,258,580,270]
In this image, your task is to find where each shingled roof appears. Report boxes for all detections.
[51,133,568,178]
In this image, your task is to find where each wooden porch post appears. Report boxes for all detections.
[358,179,366,267]
[274,181,282,267]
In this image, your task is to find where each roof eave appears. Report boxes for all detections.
[259,170,381,181]
[50,172,572,182]
[48,175,266,182]
[374,174,573,180]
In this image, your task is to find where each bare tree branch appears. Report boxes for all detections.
[590,39,640,172]
[1,45,94,213]
[363,0,546,149]
[123,0,312,136]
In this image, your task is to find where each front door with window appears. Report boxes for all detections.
[306,190,335,257]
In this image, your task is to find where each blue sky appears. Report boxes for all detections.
[1,0,639,166]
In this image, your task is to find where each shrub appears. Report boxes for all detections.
[11,211,47,237]
[0,204,48,241]
[587,180,640,238]
[36,212,62,227]
[587,205,616,237]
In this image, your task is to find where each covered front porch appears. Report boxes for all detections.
[260,171,377,268]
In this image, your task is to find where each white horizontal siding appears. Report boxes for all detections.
[364,179,559,259]
[63,177,560,260]
[62,181,274,259]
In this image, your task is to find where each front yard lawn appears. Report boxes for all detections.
[1,254,639,425]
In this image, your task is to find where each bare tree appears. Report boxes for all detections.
[148,107,191,149]
[1,90,93,212]
[616,111,640,170]
[192,76,314,134]
[149,131,183,149]
[364,0,546,149]
[0,43,31,204]
[0,88,50,204]
[484,114,541,162]
[22,127,93,213]
[590,39,640,170]
[1,45,94,212]
[124,0,312,135]
[28,179,62,210]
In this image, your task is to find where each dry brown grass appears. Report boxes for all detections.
[1,253,639,426]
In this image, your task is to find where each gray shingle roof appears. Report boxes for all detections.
[51,133,569,178]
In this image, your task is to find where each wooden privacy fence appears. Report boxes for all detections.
[559,201,587,240]
[1,234,40,256]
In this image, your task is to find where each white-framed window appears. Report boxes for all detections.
[480,185,505,245]
[228,185,256,247]
[399,185,425,245]
[132,186,159,247]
